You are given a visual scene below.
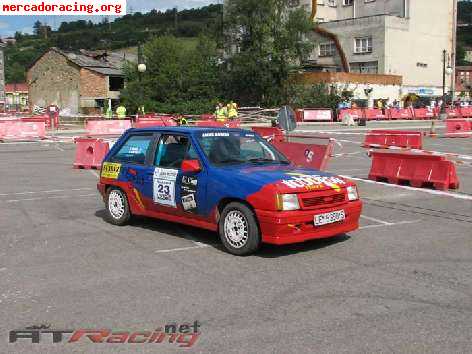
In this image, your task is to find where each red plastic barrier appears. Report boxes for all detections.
[195,120,240,128]
[0,121,46,141]
[364,109,387,121]
[85,119,132,136]
[460,107,472,118]
[338,109,364,121]
[413,108,435,120]
[200,114,215,120]
[446,108,461,118]
[134,116,178,128]
[73,137,111,169]
[21,115,53,128]
[363,130,423,149]
[297,109,333,122]
[251,127,284,143]
[387,108,414,120]
[272,140,334,171]
[368,151,459,190]
[446,119,471,138]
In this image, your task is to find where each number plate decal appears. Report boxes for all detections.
[314,210,346,226]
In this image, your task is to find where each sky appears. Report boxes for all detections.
[0,0,217,37]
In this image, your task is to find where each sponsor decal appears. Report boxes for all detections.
[9,321,201,348]
[304,149,314,162]
[153,168,178,207]
[181,176,198,213]
[101,162,121,179]
[201,132,230,137]
[282,173,345,192]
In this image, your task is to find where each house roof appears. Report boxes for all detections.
[5,83,28,93]
[30,47,126,76]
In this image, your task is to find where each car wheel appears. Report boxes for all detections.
[106,187,131,226]
[219,202,261,256]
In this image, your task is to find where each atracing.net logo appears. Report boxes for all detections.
[9,321,201,347]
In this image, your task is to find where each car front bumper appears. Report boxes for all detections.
[255,200,363,245]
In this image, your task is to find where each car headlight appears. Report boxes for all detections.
[276,194,300,211]
[347,186,359,201]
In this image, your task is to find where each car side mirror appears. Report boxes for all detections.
[181,159,202,173]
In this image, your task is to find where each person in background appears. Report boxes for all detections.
[227,102,238,120]
[215,102,228,122]
[116,103,127,119]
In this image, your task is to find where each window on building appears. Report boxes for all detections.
[350,61,378,74]
[354,37,373,54]
[109,76,125,91]
[319,42,337,57]
[343,0,353,5]
[328,0,336,6]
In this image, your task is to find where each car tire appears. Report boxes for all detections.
[218,202,261,256]
[105,187,131,226]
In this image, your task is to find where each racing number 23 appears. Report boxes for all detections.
[157,184,170,195]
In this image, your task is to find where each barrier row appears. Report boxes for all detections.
[338,108,437,121]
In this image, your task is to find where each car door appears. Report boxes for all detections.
[108,132,158,212]
[151,133,207,219]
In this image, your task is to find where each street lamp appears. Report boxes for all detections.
[440,50,453,120]
[137,44,146,116]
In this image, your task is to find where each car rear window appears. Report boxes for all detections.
[113,134,154,164]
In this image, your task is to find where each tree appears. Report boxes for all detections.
[33,21,42,36]
[120,35,221,114]
[222,0,314,106]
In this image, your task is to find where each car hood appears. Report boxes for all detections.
[220,164,349,194]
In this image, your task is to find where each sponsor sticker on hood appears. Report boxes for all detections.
[281,173,346,192]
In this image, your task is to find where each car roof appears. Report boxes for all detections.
[129,126,251,136]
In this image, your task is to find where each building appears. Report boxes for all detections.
[295,0,457,103]
[0,43,5,111]
[455,66,472,99]
[5,83,28,112]
[27,48,130,115]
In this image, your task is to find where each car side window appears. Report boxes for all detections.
[113,134,154,165]
[155,135,191,168]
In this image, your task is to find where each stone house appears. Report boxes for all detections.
[27,47,129,115]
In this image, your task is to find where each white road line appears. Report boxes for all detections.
[88,170,100,178]
[5,193,97,203]
[55,144,65,152]
[0,187,93,197]
[360,215,391,225]
[154,244,210,254]
[359,220,420,230]
[340,175,472,201]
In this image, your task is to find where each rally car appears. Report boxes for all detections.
[97,127,362,255]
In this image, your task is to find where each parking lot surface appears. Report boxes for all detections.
[1,121,472,353]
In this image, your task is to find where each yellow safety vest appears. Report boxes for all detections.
[228,107,238,119]
[116,106,127,119]
[216,107,227,122]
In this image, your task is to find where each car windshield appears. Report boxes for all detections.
[196,131,290,166]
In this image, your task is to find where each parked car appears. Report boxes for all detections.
[97,127,363,255]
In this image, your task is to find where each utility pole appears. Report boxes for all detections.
[451,0,458,102]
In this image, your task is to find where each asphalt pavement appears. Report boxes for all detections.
[1,120,471,353]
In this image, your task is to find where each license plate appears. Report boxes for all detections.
[314,210,346,226]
